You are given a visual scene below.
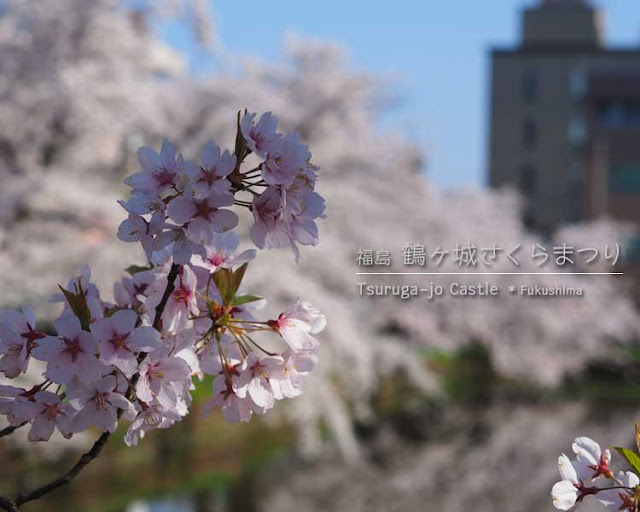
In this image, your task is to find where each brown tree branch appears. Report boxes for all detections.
[153,263,179,330]
[0,263,181,510]
[0,497,18,512]
[13,431,112,507]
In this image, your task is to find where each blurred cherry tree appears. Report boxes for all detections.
[0,0,638,462]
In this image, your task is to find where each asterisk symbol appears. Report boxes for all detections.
[508,285,517,294]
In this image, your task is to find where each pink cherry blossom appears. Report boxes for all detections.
[142,264,188,330]
[167,186,238,236]
[117,211,166,260]
[271,349,318,400]
[0,307,44,377]
[125,139,187,195]
[288,191,325,242]
[117,213,148,243]
[113,269,153,309]
[191,231,256,273]
[271,299,326,351]
[203,373,254,423]
[240,111,280,158]
[136,347,191,409]
[23,391,74,442]
[118,189,165,216]
[187,140,235,195]
[263,133,310,185]
[124,401,182,447]
[249,183,325,260]
[249,185,290,250]
[159,228,205,265]
[0,108,325,457]
[68,375,133,433]
[233,353,285,409]
[149,265,199,332]
[92,309,161,377]
[31,314,101,385]
[0,384,37,426]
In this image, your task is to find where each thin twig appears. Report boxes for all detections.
[0,263,181,510]
[0,423,26,439]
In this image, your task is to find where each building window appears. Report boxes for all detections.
[568,117,586,147]
[597,101,640,128]
[569,69,587,102]
[522,119,538,148]
[522,70,538,102]
[609,163,640,193]
[519,165,537,196]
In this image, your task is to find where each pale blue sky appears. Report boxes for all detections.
[161,1,640,189]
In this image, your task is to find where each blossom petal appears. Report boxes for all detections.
[572,437,601,465]
[54,315,81,339]
[201,140,221,169]
[210,209,239,233]
[167,198,196,225]
[130,327,161,352]
[111,309,138,336]
[551,480,579,510]
[28,416,55,442]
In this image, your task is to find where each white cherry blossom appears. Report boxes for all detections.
[597,471,639,511]
[572,437,613,480]
[552,453,595,510]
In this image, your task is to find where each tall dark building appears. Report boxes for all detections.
[488,0,640,234]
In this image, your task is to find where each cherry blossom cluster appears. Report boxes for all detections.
[0,111,326,447]
[118,111,325,263]
[552,433,640,511]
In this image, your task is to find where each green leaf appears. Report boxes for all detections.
[58,283,92,332]
[125,264,152,276]
[213,262,251,307]
[233,109,251,169]
[231,262,249,296]
[233,295,262,306]
[213,268,233,306]
[614,446,640,474]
